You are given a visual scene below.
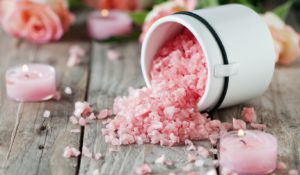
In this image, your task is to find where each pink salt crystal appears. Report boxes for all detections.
[94,152,103,160]
[102,29,213,146]
[194,159,204,167]
[187,153,197,163]
[206,169,217,175]
[221,168,232,175]
[108,146,119,152]
[87,113,97,120]
[67,54,81,67]
[182,164,193,172]
[241,107,257,123]
[74,101,92,117]
[82,146,93,158]
[97,109,110,119]
[63,146,80,158]
[107,49,121,60]
[197,146,209,158]
[185,140,196,151]
[250,123,267,130]
[155,154,166,164]
[43,110,51,118]
[232,118,246,130]
[209,148,218,155]
[277,161,287,171]
[53,91,61,100]
[79,117,87,126]
[135,164,152,175]
[64,87,72,95]
[289,169,298,175]
[213,160,219,167]
[69,45,86,57]
[69,116,78,124]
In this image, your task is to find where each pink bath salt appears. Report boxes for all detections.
[43,110,51,118]
[70,116,78,124]
[185,139,196,151]
[82,146,93,158]
[67,54,81,67]
[63,146,80,158]
[64,87,72,95]
[187,153,197,163]
[213,160,219,167]
[94,152,104,160]
[79,117,87,126]
[194,159,204,167]
[53,91,61,100]
[69,45,86,57]
[250,123,267,130]
[108,146,119,152]
[277,161,287,171]
[232,118,246,130]
[74,101,92,117]
[289,169,298,175]
[102,29,215,146]
[241,107,257,123]
[187,172,199,175]
[206,170,217,175]
[97,109,111,119]
[209,148,218,155]
[182,164,193,172]
[87,113,97,120]
[155,154,166,164]
[93,169,100,175]
[135,164,152,175]
[107,49,121,60]
[197,146,209,158]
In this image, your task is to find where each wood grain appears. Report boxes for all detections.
[0,29,90,175]
[79,42,216,175]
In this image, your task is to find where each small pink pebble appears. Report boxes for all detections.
[69,116,78,124]
[94,152,103,160]
[289,169,298,175]
[69,45,86,57]
[277,161,287,171]
[82,146,93,158]
[250,123,267,130]
[155,154,166,164]
[187,153,197,163]
[79,117,87,126]
[43,110,51,118]
[98,109,111,119]
[64,87,72,95]
[241,107,257,123]
[232,118,246,130]
[135,164,152,175]
[107,49,121,60]
[67,54,81,67]
[74,101,92,117]
[63,146,80,158]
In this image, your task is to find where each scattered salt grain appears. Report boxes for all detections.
[53,91,61,100]
[168,173,176,175]
[194,159,204,167]
[197,146,209,158]
[135,164,152,175]
[107,49,121,60]
[94,152,103,160]
[67,54,81,67]
[69,45,86,57]
[87,113,97,120]
[277,161,287,171]
[289,169,298,175]
[74,101,92,117]
[232,118,246,130]
[213,160,219,167]
[82,146,93,158]
[187,153,197,163]
[63,146,80,158]
[209,148,218,155]
[79,117,87,126]
[43,110,51,118]
[64,87,72,95]
[93,169,100,175]
[108,146,119,152]
[250,123,267,130]
[182,164,193,172]
[70,129,80,133]
[185,140,196,151]
[155,154,166,164]
[241,107,257,123]
[205,170,217,175]
[187,172,199,175]
[69,116,78,124]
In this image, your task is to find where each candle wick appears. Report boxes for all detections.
[240,139,247,145]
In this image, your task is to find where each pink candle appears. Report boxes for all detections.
[6,64,57,102]
[220,130,278,175]
[87,9,133,40]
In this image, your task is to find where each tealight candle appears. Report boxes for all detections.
[220,130,278,175]
[87,9,133,40]
[5,64,57,102]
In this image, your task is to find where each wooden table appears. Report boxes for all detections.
[0,12,299,175]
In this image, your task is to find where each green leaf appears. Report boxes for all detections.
[272,0,294,20]
[129,11,149,26]
[68,0,84,9]
[197,0,219,8]
[154,0,168,5]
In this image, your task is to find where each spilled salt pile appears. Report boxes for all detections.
[102,29,223,146]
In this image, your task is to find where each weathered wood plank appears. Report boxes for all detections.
[0,28,90,175]
[79,42,216,175]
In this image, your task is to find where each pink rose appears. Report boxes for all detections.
[139,0,197,42]
[262,12,300,65]
[0,0,74,43]
[83,0,151,11]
